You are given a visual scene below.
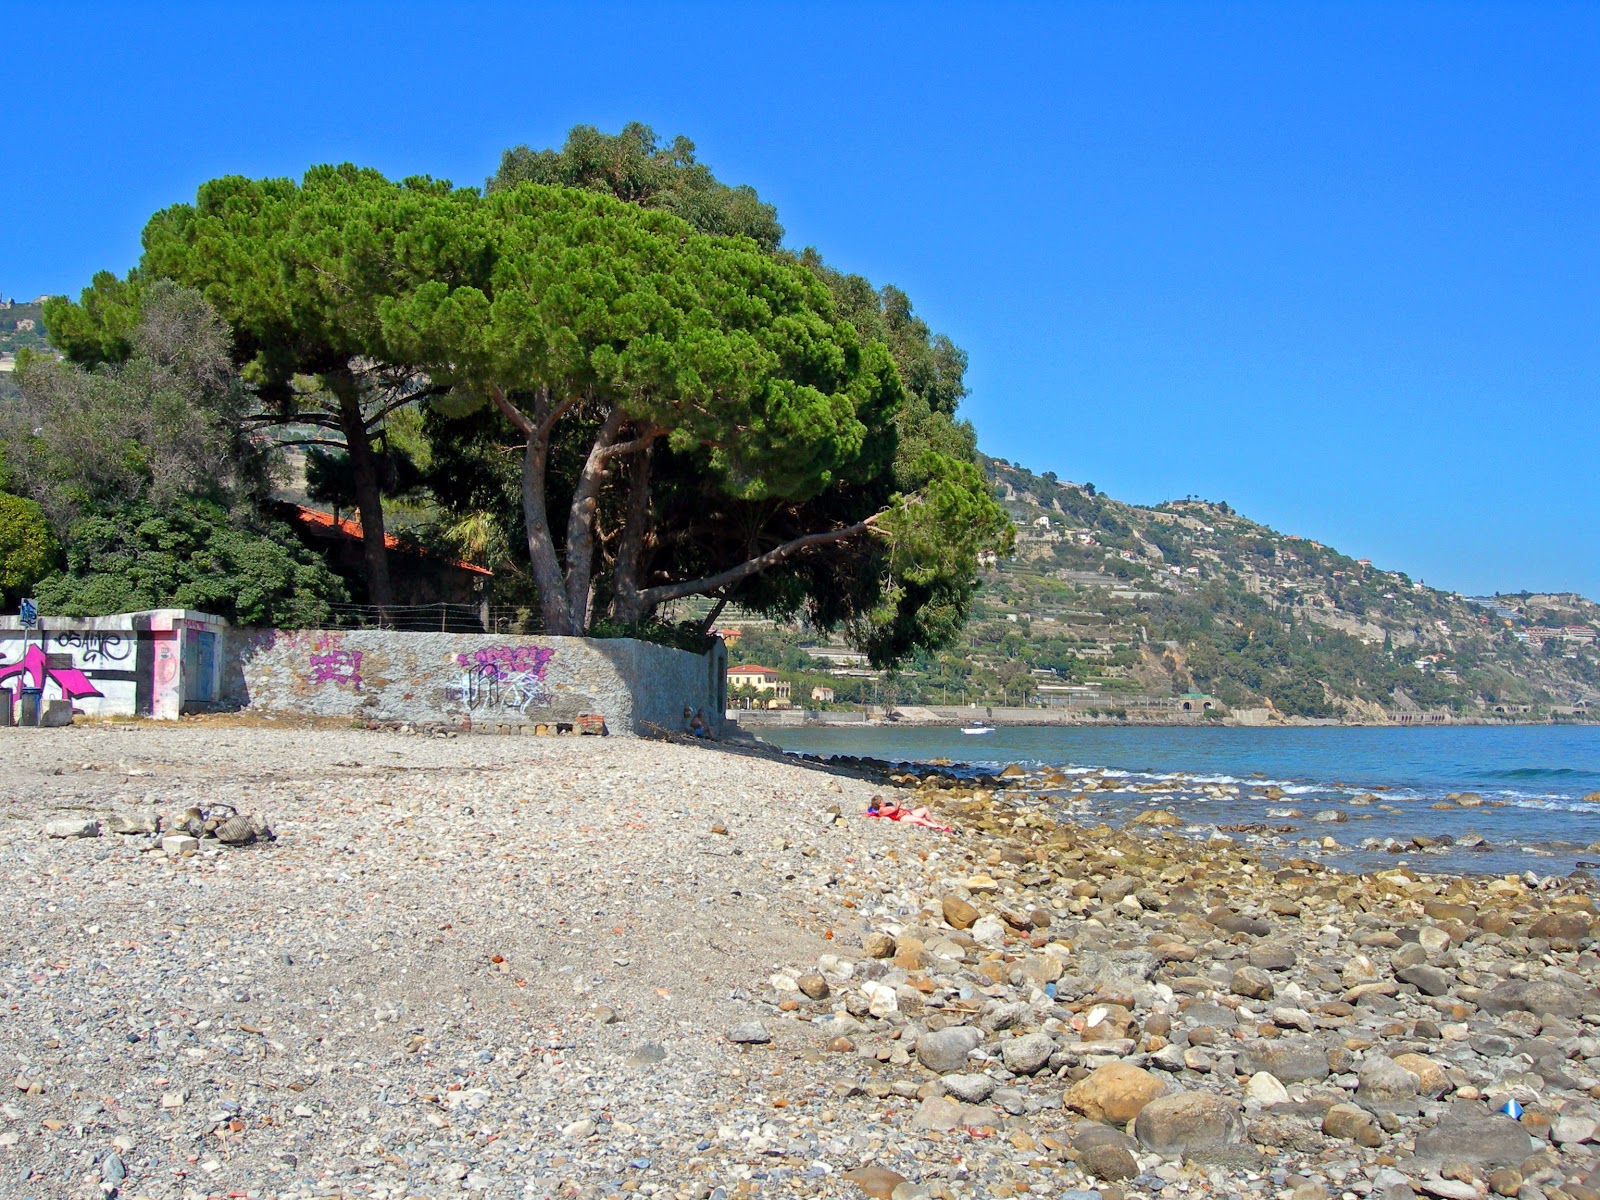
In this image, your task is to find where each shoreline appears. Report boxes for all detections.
[2,721,1598,1200]
[737,710,1600,731]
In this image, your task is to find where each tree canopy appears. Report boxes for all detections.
[40,130,1010,660]
[45,166,477,610]
[489,122,784,251]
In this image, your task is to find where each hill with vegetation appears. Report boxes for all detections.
[723,455,1600,722]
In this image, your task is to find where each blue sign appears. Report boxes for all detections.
[18,599,37,629]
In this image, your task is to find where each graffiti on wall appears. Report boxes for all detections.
[0,643,105,702]
[449,645,556,715]
[268,630,364,692]
[53,631,132,665]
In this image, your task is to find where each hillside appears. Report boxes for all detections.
[722,455,1600,722]
[0,296,48,357]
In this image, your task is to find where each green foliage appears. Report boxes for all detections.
[0,492,59,601]
[489,122,784,250]
[304,445,423,509]
[32,498,347,626]
[8,281,267,526]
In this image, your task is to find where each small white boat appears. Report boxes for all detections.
[961,722,994,735]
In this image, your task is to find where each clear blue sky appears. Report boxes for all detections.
[6,2,1596,598]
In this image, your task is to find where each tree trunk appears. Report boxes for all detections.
[562,408,630,627]
[328,369,394,616]
[519,421,576,635]
[609,442,655,625]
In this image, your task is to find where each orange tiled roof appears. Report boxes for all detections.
[282,504,493,576]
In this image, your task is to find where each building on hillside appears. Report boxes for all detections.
[726,664,791,707]
[713,627,743,645]
[810,685,835,704]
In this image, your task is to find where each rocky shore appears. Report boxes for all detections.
[2,723,1598,1200]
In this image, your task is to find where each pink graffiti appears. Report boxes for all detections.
[454,645,554,682]
[0,644,104,702]
[309,649,363,690]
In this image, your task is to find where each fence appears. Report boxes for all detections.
[314,602,540,634]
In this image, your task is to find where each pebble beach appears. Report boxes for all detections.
[3,722,1599,1200]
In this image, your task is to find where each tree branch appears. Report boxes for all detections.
[636,512,885,608]
[273,437,352,451]
[598,423,665,459]
[535,394,575,443]
[489,384,533,435]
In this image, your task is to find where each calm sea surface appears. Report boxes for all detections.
[763,724,1600,877]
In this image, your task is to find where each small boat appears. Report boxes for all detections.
[961,722,994,735]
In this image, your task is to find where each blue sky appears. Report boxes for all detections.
[5,2,1597,598]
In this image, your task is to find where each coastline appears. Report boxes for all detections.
[736,708,1600,731]
[2,720,1598,1200]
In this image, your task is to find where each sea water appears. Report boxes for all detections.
[763,723,1600,876]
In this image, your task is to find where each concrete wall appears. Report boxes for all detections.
[0,610,227,720]
[221,629,726,736]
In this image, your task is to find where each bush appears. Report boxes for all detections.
[0,492,60,602]
[31,498,348,626]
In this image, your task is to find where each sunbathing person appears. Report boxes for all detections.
[865,796,953,831]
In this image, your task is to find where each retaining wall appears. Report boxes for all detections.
[222,629,726,736]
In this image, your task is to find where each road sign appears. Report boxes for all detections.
[19,599,37,628]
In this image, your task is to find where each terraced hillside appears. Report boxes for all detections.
[724,456,1600,722]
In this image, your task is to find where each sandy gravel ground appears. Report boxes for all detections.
[0,723,887,1200]
[3,721,1599,1200]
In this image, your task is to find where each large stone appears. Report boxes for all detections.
[1323,1103,1383,1147]
[1064,1062,1168,1125]
[1000,1031,1054,1076]
[1245,1072,1290,1105]
[44,818,99,839]
[1356,1054,1419,1108]
[917,1025,982,1074]
[1396,965,1455,996]
[1248,943,1298,971]
[1078,1140,1140,1181]
[862,931,897,959]
[1392,1053,1450,1097]
[1478,979,1584,1019]
[909,1095,965,1132]
[1237,1038,1330,1083]
[105,814,158,835]
[1528,912,1591,943]
[942,894,979,930]
[970,914,1008,947]
[727,1021,771,1044]
[1231,966,1275,1000]
[1134,1091,1246,1156]
[1411,1110,1533,1167]
[840,1166,908,1200]
[940,1073,996,1103]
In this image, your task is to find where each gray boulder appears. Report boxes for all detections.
[1134,1091,1246,1157]
[1000,1031,1054,1076]
[1357,1054,1419,1109]
[1411,1109,1533,1167]
[1478,979,1583,1019]
[917,1025,983,1074]
[1237,1038,1330,1083]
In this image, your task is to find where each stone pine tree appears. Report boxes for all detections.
[381,183,973,637]
[44,166,476,614]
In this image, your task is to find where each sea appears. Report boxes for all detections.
[762,724,1600,878]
